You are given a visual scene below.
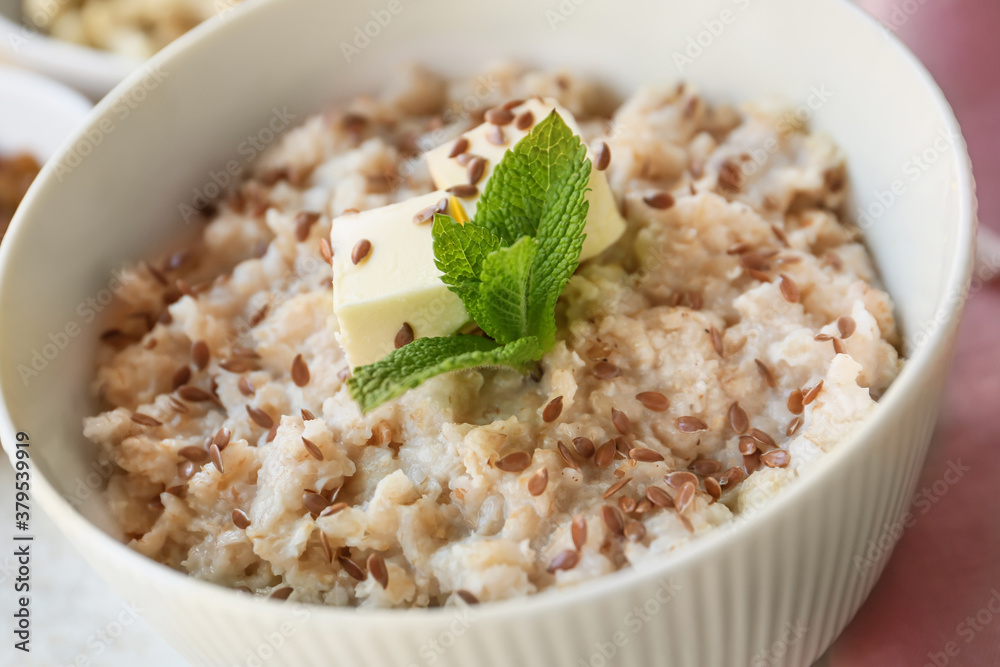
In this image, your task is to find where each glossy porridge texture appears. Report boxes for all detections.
[83,65,902,608]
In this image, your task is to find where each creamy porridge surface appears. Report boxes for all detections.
[83,65,902,608]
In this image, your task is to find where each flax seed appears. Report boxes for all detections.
[318,238,333,265]
[467,156,486,185]
[212,427,231,450]
[594,142,611,171]
[448,136,469,158]
[368,554,389,589]
[675,416,707,433]
[178,385,214,402]
[645,486,673,508]
[749,428,776,450]
[338,556,366,581]
[557,441,579,470]
[836,316,857,339]
[232,509,250,529]
[270,587,293,601]
[130,412,161,427]
[704,477,722,500]
[778,274,800,303]
[709,327,724,355]
[456,590,479,605]
[515,110,534,131]
[528,467,548,496]
[594,440,616,468]
[629,448,664,463]
[587,341,613,361]
[178,446,208,463]
[302,437,323,461]
[803,380,824,405]
[351,239,372,265]
[542,396,563,423]
[238,377,255,396]
[303,492,331,515]
[603,478,632,499]
[738,435,757,455]
[623,521,646,542]
[690,459,721,475]
[176,460,196,479]
[190,340,210,370]
[643,191,675,209]
[787,389,804,414]
[571,514,587,550]
[301,408,316,421]
[755,358,776,388]
[601,505,625,535]
[486,125,505,146]
[728,402,749,434]
[611,408,630,435]
[761,449,791,468]
[496,451,531,473]
[786,416,803,436]
[547,549,579,573]
[722,467,747,487]
[246,405,273,429]
[446,184,478,198]
[832,337,847,354]
[294,211,320,242]
[666,471,699,489]
[675,482,696,513]
[209,444,224,474]
[636,391,669,412]
[219,358,252,373]
[573,437,595,459]
[485,107,514,125]
[593,361,621,380]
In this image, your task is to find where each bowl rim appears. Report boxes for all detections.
[0,0,978,623]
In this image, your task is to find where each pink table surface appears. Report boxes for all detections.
[829,2,1000,666]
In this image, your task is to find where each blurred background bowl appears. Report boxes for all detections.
[0,0,138,99]
[0,64,92,156]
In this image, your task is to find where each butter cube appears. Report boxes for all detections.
[426,98,626,261]
[331,191,471,368]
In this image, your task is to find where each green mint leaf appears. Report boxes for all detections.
[431,212,501,329]
[475,110,591,249]
[347,335,543,412]
[475,235,537,343]
[474,111,591,348]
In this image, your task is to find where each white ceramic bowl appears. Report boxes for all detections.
[0,0,141,99]
[0,0,976,665]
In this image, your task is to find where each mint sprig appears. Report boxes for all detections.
[348,111,591,412]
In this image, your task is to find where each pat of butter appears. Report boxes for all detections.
[331,191,471,368]
[426,97,626,262]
